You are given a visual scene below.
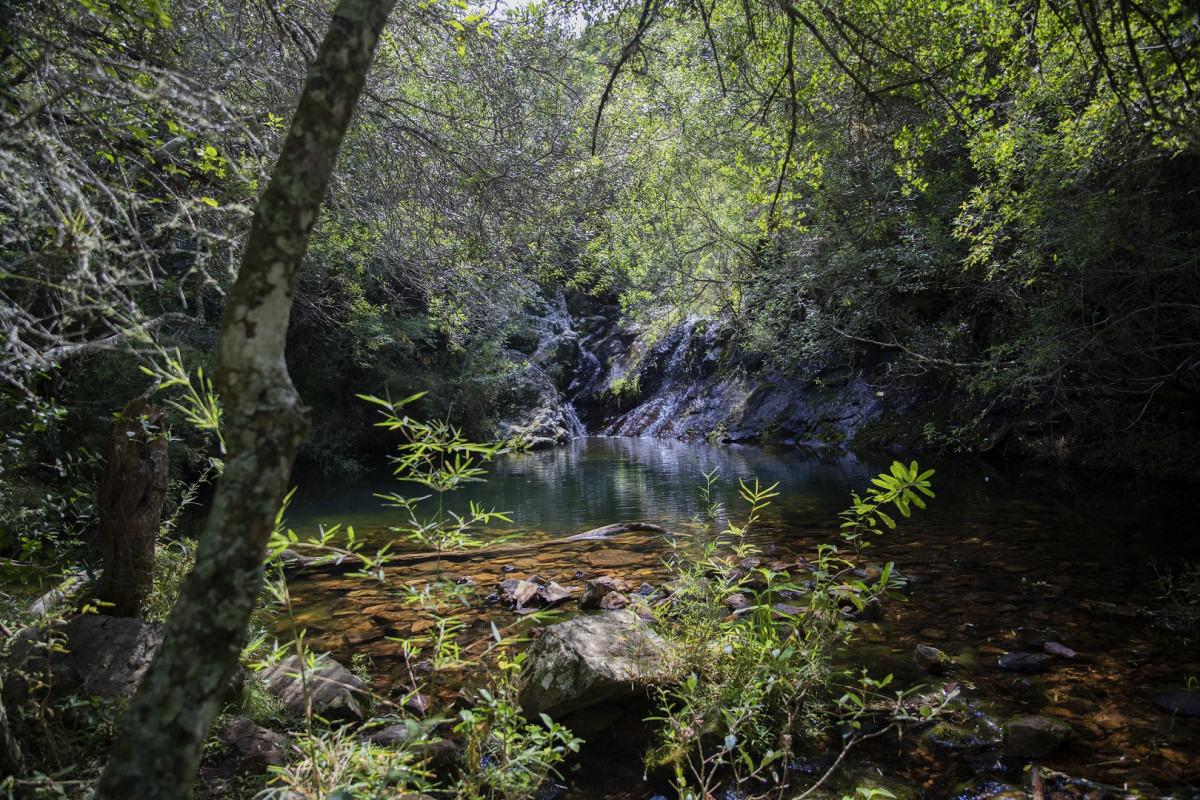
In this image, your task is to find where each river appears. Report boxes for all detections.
[277,438,1200,799]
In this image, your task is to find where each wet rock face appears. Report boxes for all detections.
[494,291,585,449]
[564,313,899,446]
[516,610,675,720]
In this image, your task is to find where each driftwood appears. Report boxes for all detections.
[287,521,668,576]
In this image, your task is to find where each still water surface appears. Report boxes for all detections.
[281,438,1200,798]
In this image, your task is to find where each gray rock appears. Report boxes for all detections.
[1153,690,1200,717]
[724,593,751,611]
[997,652,1053,674]
[401,691,431,717]
[599,591,629,610]
[222,716,287,773]
[7,615,165,701]
[261,653,365,723]
[517,610,674,719]
[364,723,415,746]
[1003,715,1071,758]
[541,582,573,605]
[579,578,615,610]
[1043,641,1077,659]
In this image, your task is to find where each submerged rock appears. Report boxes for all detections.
[1153,690,1200,717]
[927,719,1001,751]
[517,610,674,719]
[1043,641,1078,659]
[1003,715,1071,758]
[997,652,1052,674]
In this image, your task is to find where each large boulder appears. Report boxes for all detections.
[5,614,165,701]
[517,610,674,719]
[261,653,365,723]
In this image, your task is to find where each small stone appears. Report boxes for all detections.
[914,644,952,674]
[513,580,541,608]
[364,723,414,746]
[502,565,516,573]
[1153,690,1200,717]
[223,716,287,774]
[574,570,587,579]
[740,556,762,570]
[1003,716,1071,758]
[402,691,431,717]
[1043,641,1078,659]
[610,578,633,593]
[635,583,655,596]
[771,603,801,618]
[920,628,949,641]
[579,578,615,610]
[629,599,656,622]
[724,593,750,611]
[541,582,573,605]
[997,652,1053,673]
[599,591,629,610]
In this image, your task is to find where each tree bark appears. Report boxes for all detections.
[0,676,22,780]
[95,397,169,618]
[95,0,397,796]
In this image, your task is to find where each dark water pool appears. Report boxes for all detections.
[279,438,1200,799]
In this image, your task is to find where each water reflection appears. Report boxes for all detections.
[284,437,876,546]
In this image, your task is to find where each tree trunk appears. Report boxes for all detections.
[0,676,22,780]
[95,0,397,795]
[95,397,169,618]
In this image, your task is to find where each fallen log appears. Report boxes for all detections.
[284,521,669,576]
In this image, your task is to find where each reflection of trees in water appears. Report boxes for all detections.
[486,438,872,534]
[287,438,890,546]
